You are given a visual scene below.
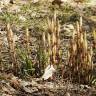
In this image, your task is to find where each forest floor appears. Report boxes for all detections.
[0,72,96,96]
[0,0,96,96]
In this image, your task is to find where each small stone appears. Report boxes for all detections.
[19,15,26,21]
[66,92,70,96]
[32,0,39,3]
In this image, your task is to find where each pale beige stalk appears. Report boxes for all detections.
[6,23,17,73]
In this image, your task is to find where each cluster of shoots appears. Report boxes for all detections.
[68,16,93,84]
[42,11,61,66]
[6,23,31,74]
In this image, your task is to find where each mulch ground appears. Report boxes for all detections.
[0,72,96,96]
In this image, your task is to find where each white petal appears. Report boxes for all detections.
[42,65,56,80]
